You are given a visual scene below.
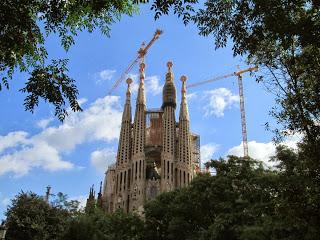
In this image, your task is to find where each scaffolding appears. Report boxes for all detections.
[146,109,163,146]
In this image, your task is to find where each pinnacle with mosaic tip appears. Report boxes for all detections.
[126,78,133,85]
[180,75,187,82]
[167,61,173,72]
[139,63,146,73]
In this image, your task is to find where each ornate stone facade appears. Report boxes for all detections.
[102,61,200,213]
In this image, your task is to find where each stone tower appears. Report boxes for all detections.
[130,63,147,212]
[177,76,193,187]
[102,61,200,213]
[114,78,132,212]
[161,62,176,192]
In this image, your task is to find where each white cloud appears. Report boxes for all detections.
[228,141,276,166]
[37,118,53,129]
[204,88,239,117]
[186,92,197,101]
[90,148,116,172]
[0,138,73,177]
[227,135,301,167]
[35,96,121,152]
[128,74,162,96]
[96,69,116,84]
[201,143,219,165]
[145,76,162,95]
[0,96,122,177]
[0,131,28,153]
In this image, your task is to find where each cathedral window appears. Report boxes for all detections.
[135,161,137,180]
[171,163,173,182]
[116,174,119,194]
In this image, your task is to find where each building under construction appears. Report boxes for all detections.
[99,61,200,213]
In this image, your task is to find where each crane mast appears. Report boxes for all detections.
[108,29,163,95]
[187,66,258,158]
[234,66,257,158]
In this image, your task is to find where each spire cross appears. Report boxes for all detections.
[139,63,145,75]
[126,78,132,97]
[180,75,187,95]
[167,61,173,73]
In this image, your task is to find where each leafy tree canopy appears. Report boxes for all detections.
[5,191,79,240]
[144,156,278,240]
[144,151,320,240]
[61,209,144,240]
[0,0,137,121]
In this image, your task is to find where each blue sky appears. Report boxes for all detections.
[0,4,292,219]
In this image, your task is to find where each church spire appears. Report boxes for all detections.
[123,78,132,120]
[137,63,146,105]
[179,75,189,120]
[161,61,177,192]
[132,62,146,156]
[116,78,132,166]
[130,62,147,211]
[162,61,176,109]
[177,75,193,187]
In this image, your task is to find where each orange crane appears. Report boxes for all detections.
[108,29,163,95]
[187,66,258,158]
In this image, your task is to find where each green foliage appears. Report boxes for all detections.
[144,148,320,240]
[20,59,81,121]
[5,191,79,240]
[61,209,144,240]
[144,156,278,240]
[269,144,320,239]
[0,0,137,120]
[150,0,198,24]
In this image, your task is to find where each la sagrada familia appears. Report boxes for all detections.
[87,61,200,214]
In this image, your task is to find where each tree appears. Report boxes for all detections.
[144,156,278,240]
[61,209,144,240]
[144,152,320,240]
[0,0,137,121]
[268,145,320,239]
[5,191,79,240]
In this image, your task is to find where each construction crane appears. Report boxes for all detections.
[187,66,258,158]
[108,29,163,95]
